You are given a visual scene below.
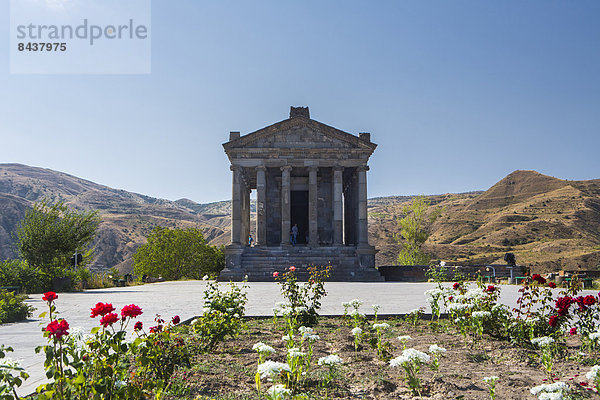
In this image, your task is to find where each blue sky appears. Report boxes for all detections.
[1,1,598,204]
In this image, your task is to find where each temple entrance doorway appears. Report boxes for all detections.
[291,190,308,245]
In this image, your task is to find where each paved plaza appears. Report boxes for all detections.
[1,281,595,395]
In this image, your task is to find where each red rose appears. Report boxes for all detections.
[289,266,296,272]
[172,315,180,325]
[486,285,496,293]
[548,282,557,288]
[90,302,115,318]
[583,295,596,306]
[453,282,460,290]
[549,315,559,327]
[134,321,143,331]
[99,312,119,327]
[555,296,573,316]
[448,296,453,301]
[121,304,143,319]
[42,292,58,303]
[570,327,577,335]
[273,272,279,278]
[532,274,547,284]
[46,319,69,339]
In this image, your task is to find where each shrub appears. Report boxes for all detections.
[0,290,33,324]
[191,279,248,351]
[0,259,45,293]
[274,265,331,327]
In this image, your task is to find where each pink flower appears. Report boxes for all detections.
[172,315,181,325]
[273,272,279,277]
[570,327,577,335]
[289,266,296,272]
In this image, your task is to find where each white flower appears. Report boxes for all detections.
[373,323,390,330]
[589,332,600,341]
[424,288,444,297]
[299,326,313,334]
[483,376,499,383]
[372,304,380,311]
[531,336,555,348]
[397,335,412,342]
[115,380,126,389]
[191,318,199,325]
[233,313,240,318]
[429,344,446,354]
[304,333,320,341]
[530,382,569,395]
[538,393,563,400]
[447,303,470,312]
[282,335,294,341]
[294,306,308,313]
[202,275,209,280]
[585,365,600,381]
[351,327,362,336]
[440,261,446,267]
[318,354,343,366]
[348,309,364,317]
[257,361,291,379]
[252,342,276,355]
[465,288,486,300]
[287,347,305,358]
[350,299,362,308]
[472,311,491,319]
[267,384,290,399]
[389,348,430,367]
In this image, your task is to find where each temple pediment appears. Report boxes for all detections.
[223,109,376,158]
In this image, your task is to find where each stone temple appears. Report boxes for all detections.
[219,107,382,281]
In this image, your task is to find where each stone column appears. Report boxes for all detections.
[333,166,343,245]
[308,166,318,246]
[241,185,250,246]
[255,166,267,246]
[230,165,242,245]
[280,166,292,246]
[357,165,369,245]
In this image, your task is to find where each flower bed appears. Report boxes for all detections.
[3,268,600,399]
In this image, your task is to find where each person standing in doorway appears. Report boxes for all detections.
[291,223,298,245]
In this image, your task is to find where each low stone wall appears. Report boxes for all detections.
[377,264,518,282]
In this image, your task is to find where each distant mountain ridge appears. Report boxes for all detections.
[0,164,599,273]
[0,163,230,272]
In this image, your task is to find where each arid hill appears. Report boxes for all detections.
[0,164,228,272]
[370,170,600,271]
[0,165,598,273]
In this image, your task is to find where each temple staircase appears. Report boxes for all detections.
[231,246,383,282]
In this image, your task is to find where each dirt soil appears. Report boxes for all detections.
[169,317,598,400]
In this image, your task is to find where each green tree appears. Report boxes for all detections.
[395,195,442,265]
[16,200,100,284]
[133,227,224,280]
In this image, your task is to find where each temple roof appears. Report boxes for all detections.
[223,107,377,160]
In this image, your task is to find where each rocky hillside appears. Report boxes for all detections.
[370,170,600,271]
[0,164,229,272]
[1,165,598,274]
